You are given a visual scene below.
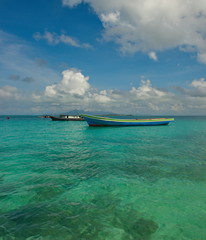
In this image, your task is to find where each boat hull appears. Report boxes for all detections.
[50,116,84,121]
[81,114,174,126]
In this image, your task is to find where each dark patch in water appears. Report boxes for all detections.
[113,206,158,239]
[0,175,4,184]
[91,192,120,210]
[0,183,18,200]
[43,155,104,182]
[131,218,158,239]
[23,174,81,201]
[32,184,64,202]
[170,163,206,182]
[116,160,168,182]
[0,194,159,239]
[116,159,206,183]
[0,201,104,239]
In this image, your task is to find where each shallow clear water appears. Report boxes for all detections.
[1,116,206,239]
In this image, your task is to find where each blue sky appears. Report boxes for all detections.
[1,0,206,115]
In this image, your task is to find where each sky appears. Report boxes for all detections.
[1,0,206,115]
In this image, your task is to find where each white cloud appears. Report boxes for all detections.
[174,78,206,97]
[31,69,179,114]
[171,103,184,112]
[34,31,92,48]
[44,69,90,97]
[100,12,120,24]
[0,86,21,99]
[2,64,206,115]
[62,0,82,7]
[148,103,160,111]
[189,78,206,97]
[40,70,171,109]
[92,90,114,104]
[130,79,170,98]
[32,68,116,113]
[63,0,206,63]
[148,51,158,61]
[190,78,206,88]
[197,52,206,64]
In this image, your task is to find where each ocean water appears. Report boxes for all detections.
[1,115,206,240]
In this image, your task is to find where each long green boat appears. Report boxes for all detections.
[81,114,174,127]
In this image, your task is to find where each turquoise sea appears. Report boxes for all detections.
[1,115,206,240]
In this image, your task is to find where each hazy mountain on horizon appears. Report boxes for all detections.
[43,109,133,116]
[60,109,117,116]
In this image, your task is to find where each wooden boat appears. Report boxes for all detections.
[50,115,84,121]
[81,114,174,126]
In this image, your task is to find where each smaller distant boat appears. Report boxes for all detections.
[81,114,174,126]
[50,115,84,121]
[40,115,51,118]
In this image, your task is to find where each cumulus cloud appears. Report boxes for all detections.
[0,86,21,99]
[92,90,115,104]
[189,78,206,97]
[33,31,92,48]
[130,79,170,98]
[63,0,206,63]
[174,78,206,97]
[190,78,206,88]
[2,68,206,115]
[44,69,90,97]
[31,68,179,114]
[3,66,205,115]
[32,68,115,114]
